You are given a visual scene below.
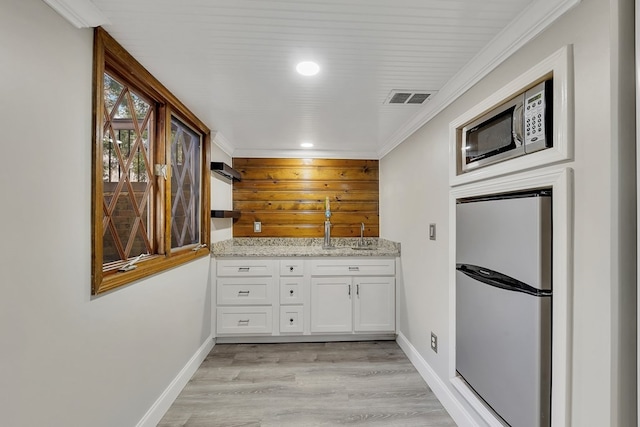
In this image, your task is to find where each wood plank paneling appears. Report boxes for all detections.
[233,190,378,202]
[239,212,379,225]
[238,168,377,181]
[233,181,379,192]
[233,158,379,168]
[233,201,379,212]
[232,158,379,238]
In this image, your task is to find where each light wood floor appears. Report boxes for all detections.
[158,340,457,426]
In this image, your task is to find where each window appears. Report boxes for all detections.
[92,28,210,295]
[170,117,202,250]
[102,73,155,265]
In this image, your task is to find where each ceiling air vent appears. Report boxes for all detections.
[384,90,435,105]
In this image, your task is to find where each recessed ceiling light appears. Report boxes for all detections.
[300,142,314,148]
[296,61,320,76]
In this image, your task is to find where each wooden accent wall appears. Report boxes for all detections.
[232,158,379,238]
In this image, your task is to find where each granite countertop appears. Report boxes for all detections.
[211,237,401,257]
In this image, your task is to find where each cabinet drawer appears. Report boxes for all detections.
[217,259,275,277]
[280,259,305,276]
[217,307,273,335]
[217,277,273,305]
[280,306,304,333]
[280,278,304,305]
[310,258,395,276]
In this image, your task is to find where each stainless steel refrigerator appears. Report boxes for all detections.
[456,190,552,427]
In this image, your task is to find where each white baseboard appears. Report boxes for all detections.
[395,332,478,427]
[216,333,395,344]
[136,336,215,427]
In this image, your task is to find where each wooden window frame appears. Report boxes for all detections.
[92,28,210,295]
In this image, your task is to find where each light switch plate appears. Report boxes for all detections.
[254,221,261,233]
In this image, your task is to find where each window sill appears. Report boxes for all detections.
[93,248,210,295]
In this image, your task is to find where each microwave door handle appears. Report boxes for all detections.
[512,103,524,146]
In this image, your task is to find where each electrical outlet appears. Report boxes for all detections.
[254,221,261,233]
[430,332,438,353]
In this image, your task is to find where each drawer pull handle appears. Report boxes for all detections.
[349,266,360,271]
[348,284,351,296]
[289,289,294,296]
[289,318,294,324]
[238,267,250,272]
[238,290,250,296]
[289,266,294,272]
[357,284,359,297]
[238,319,250,325]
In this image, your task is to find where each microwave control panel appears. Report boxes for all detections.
[524,88,546,147]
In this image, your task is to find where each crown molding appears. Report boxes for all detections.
[213,132,379,159]
[42,0,109,28]
[211,131,235,158]
[232,148,379,160]
[377,0,581,159]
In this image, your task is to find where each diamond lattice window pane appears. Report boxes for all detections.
[101,72,155,264]
[170,117,201,250]
[130,91,150,124]
[103,74,123,114]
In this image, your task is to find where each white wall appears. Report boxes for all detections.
[381,0,636,425]
[0,1,212,426]
[211,142,234,242]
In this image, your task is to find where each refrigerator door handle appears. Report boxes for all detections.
[456,263,552,297]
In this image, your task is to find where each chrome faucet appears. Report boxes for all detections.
[323,220,332,248]
[323,198,333,249]
[359,222,365,246]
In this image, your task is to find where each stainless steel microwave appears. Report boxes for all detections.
[461,79,553,173]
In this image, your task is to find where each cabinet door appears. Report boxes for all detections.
[354,277,395,332]
[310,277,352,333]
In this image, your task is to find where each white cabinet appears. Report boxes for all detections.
[310,259,395,334]
[217,277,273,305]
[354,277,395,332]
[215,259,276,336]
[217,306,273,334]
[279,277,304,305]
[310,258,395,276]
[310,277,353,333]
[278,260,306,334]
[280,305,304,333]
[279,259,304,276]
[217,259,274,277]
[215,256,396,340]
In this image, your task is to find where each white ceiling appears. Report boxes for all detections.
[53,0,577,158]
